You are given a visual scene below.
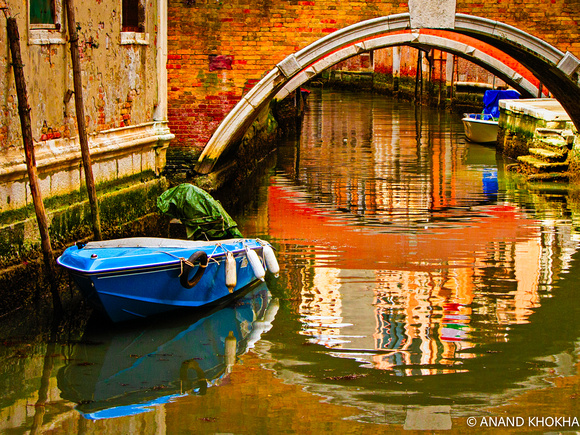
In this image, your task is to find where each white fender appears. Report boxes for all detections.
[225,251,237,292]
[246,248,265,281]
[262,245,280,277]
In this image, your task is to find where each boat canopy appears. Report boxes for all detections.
[81,237,245,250]
[482,89,520,118]
[157,183,243,240]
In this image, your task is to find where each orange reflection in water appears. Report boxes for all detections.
[267,177,544,373]
[269,181,538,269]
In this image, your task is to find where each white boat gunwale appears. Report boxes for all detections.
[57,238,267,275]
[461,116,498,126]
[81,237,257,250]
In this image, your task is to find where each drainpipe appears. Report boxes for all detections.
[446,53,454,100]
[153,0,168,121]
[152,0,172,176]
[415,50,423,104]
[393,46,401,94]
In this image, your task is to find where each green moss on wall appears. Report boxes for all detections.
[0,176,169,266]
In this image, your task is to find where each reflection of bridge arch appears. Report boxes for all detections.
[196,13,580,174]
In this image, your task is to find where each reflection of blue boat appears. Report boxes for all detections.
[462,90,520,143]
[482,169,498,198]
[57,237,279,323]
[57,283,278,419]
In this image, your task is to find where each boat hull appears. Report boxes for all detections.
[57,238,272,322]
[462,115,499,144]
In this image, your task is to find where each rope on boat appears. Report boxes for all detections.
[156,250,203,277]
[156,244,225,277]
[153,240,278,282]
[207,243,223,264]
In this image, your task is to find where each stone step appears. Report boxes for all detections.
[534,128,575,151]
[526,172,570,183]
[506,163,571,183]
[528,147,567,162]
[534,137,570,152]
[517,155,569,173]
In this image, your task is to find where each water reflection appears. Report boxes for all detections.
[270,179,548,375]
[1,89,580,432]
[57,283,277,420]
[240,89,580,419]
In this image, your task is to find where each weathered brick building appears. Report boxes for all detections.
[0,0,172,216]
[166,0,580,171]
[0,0,172,254]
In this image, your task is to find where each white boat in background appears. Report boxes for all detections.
[462,89,520,144]
[462,113,499,143]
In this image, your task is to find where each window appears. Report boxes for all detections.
[122,0,145,33]
[30,0,57,29]
[29,0,64,44]
[121,0,149,45]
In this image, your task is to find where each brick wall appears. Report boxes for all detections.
[168,0,580,153]
[167,0,408,152]
[456,0,580,55]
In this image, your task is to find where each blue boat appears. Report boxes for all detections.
[57,237,279,322]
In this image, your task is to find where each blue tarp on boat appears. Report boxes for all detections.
[482,89,520,118]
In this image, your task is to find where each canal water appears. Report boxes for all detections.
[2,88,580,433]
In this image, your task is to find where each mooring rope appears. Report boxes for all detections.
[155,245,226,277]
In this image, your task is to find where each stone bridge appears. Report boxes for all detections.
[167,0,580,174]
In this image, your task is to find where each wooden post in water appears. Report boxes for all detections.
[5,14,63,314]
[415,50,423,104]
[65,0,102,240]
[427,50,431,96]
[438,51,443,107]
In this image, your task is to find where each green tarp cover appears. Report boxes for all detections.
[157,184,243,240]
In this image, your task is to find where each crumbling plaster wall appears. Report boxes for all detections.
[2,3,158,140]
[0,1,170,215]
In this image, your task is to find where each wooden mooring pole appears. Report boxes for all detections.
[5,15,63,314]
[65,0,102,240]
[415,50,423,104]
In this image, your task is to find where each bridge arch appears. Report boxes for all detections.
[196,13,580,175]
[275,33,540,102]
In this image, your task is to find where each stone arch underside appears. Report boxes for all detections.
[275,33,539,102]
[195,13,580,175]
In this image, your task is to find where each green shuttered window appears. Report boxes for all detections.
[30,0,55,25]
